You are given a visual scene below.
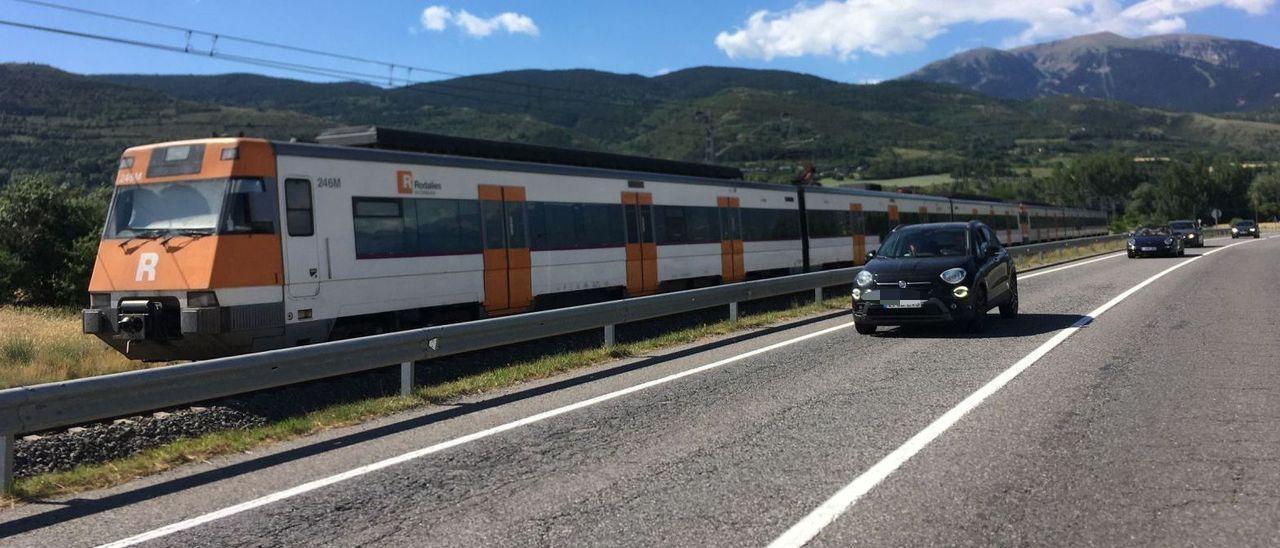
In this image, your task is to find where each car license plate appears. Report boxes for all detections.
[1140,247,1156,251]
[884,300,925,309]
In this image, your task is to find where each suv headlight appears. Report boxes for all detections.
[186,291,219,308]
[1163,238,1173,245]
[855,270,874,287]
[1232,227,1239,232]
[940,268,966,285]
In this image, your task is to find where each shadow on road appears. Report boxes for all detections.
[871,312,1084,340]
[0,309,849,537]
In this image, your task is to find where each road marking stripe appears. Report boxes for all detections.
[1019,251,1122,280]
[767,237,1261,548]
[98,322,856,547]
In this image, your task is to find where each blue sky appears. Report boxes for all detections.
[1,0,1277,85]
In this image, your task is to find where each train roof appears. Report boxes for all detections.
[316,126,743,181]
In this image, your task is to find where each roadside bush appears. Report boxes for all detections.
[0,175,109,305]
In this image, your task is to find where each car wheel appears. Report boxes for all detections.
[1127,251,1136,258]
[854,322,876,335]
[1178,248,1185,257]
[966,288,987,333]
[999,279,1018,319]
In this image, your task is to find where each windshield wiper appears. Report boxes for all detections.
[118,229,166,248]
[163,228,214,245]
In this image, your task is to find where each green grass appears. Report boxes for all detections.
[3,296,850,504]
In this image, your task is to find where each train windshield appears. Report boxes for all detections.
[105,178,276,238]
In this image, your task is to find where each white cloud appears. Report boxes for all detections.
[653,67,674,76]
[417,5,539,38]
[420,5,451,31]
[714,0,1276,61]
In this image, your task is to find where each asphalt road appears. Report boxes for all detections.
[2,235,1277,547]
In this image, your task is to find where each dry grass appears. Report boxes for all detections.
[1013,240,1126,271]
[0,307,149,389]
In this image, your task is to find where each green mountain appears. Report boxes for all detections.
[3,62,1279,190]
[904,32,1280,113]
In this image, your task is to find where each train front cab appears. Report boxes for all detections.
[82,139,289,361]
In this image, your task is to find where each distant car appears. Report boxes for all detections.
[1231,220,1260,239]
[851,221,1017,335]
[1169,220,1203,247]
[1127,225,1184,258]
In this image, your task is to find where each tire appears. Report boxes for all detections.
[999,277,1019,319]
[1178,249,1185,257]
[1127,251,1136,258]
[966,288,987,333]
[854,322,877,335]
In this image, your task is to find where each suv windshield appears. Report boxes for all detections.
[1235,221,1256,227]
[877,226,970,258]
[105,178,276,238]
[1169,221,1196,230]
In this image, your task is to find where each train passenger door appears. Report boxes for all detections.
[851,203,866,265]
[480,185,531,315]
[283,178,320,299]
[918,206,928,223]
[1019,205,1030,243]
[717,197,744,283]
[888,204,899,229]
[622,191,657,295]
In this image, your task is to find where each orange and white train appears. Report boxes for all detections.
[83,127,1107,360]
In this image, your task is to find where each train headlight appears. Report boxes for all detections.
[186,291,219,308]
[855,270,874,287]
[89,293,111,308]
[940,268,966,285]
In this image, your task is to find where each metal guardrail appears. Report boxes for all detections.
[0,267,858,489]
[1,229,1224,489]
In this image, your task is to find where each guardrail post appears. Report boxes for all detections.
[603,324,616,347]
[729,302,738,322]
[814,287,823,304]
[1,433,13,493]
[399,362,415,397]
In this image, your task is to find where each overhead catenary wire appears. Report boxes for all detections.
[10,0,653,110]
[0,18,670,125]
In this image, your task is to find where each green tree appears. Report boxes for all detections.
[0,175,108,305]
[1250,171,1280,220]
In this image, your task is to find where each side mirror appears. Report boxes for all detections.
[865,250,877,261]
[978,242,992,257]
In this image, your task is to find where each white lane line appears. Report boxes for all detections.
[1020,251,1122,280]
[98,322,856,547]
[768,237,1262,548]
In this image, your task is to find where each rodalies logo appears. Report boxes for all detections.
[396,170,442,195]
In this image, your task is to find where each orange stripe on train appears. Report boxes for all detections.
[88,235,283,291]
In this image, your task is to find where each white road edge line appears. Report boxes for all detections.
[97,321,857,547]
[1019,251,1122,280]
[767,237,1264,548]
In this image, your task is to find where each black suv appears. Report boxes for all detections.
[852,221,1017,334]
[1169,220,1203,247]
[1232,220,1260,239]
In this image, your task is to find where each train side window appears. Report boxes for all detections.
[223,178,276,234]
[284,179,313,237]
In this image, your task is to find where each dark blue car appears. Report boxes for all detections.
[1127,225,1184,258]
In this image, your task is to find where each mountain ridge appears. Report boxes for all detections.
[904,32,1280,112]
